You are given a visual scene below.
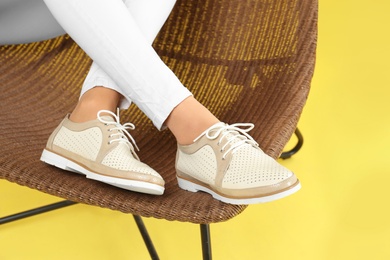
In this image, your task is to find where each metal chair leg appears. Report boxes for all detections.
[0,200,77,225]
[280,128,304,159]
[200,224,212,260]
[1,201,210,260]
[133,215,160,260]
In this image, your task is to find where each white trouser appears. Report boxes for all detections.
[0,0,192,129]
[81,0,183,114]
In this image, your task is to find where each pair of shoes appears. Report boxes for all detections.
[41,111,300,203]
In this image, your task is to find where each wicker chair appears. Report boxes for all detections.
[0,0,317,259]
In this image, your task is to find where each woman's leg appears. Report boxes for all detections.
[44,0,219,144]
[43,0,189,128]
[71,0,178,123]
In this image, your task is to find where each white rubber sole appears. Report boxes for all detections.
[40,149,164,195]
[177,177,301,205]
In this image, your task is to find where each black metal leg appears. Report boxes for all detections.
[280,128,304,159]
[0,200,77,225]
[1,201,211,260]
[200,224,212,260]
[133,215,159,260]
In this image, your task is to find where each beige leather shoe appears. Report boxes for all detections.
[176,122,300,204]
[41,110,164,195]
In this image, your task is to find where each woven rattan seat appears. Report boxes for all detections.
[0,0,317,257]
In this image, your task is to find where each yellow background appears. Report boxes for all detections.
[1,0,390,259]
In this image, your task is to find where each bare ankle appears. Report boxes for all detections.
[165,97,220,145]
[70,87,121,123]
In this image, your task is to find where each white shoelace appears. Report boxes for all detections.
[194,123,259,159]
[97,109,140,160]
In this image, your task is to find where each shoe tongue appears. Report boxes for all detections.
[207,122,227,135]
[208,123,243,145]
[224,132,243,145]
[99,115,116,122]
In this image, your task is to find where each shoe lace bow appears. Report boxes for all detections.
[194,123,259,159]
[97,109,140,160]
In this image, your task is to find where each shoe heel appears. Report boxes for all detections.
[177,176,200,193]
[40,149,80,174]
[40,149,67,168]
